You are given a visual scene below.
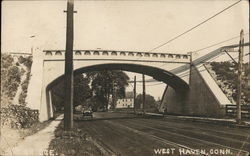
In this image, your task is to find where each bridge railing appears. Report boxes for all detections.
[43,50,191,63]
[225,104,250,118]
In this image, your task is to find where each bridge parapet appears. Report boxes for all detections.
[43,50,191,63]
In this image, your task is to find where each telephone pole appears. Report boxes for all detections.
[236,29,244,124]
[64,0,74,130]
[133,76,136,113]
[142,74,145,115]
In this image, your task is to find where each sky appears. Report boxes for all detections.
[1,0,249,99]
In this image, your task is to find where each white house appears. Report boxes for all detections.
[116,98,134,108]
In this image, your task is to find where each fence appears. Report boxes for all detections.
[225,104,250,118]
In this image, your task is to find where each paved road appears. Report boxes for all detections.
[76,112,250,156]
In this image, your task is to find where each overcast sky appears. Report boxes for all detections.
[1,0,249,99]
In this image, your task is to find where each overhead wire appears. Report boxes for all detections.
[147,0,242,52]
[193,33,249,53]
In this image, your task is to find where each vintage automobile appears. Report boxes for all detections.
[82,108,93,118]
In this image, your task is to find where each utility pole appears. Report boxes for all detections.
[133,76,136,113]
[112,81,117,110]
[64,0,74,130]
[142,74,145,115]
[112,81,115,110]
[188,52,193,85]
[236,29,244,124]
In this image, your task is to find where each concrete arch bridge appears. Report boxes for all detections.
[26,49,230,121]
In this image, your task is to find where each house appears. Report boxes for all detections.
[116,98,134,108]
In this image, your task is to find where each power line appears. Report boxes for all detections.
[136,82,165,87]
[224,52,250,62]
[193,33,249,53]
[148,0,242,52]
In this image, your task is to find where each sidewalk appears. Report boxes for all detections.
[4,115,63,156]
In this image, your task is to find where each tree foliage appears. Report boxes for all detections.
[135,94,156,109]
[210,61,250,104]
[73,74,92,107]
[51,70,129,111]
[87,70,129,110]
[1,54,22,106]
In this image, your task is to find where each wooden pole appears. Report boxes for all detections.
[64,0,74,130]
[133,76,136,113]
[142,74,145,114]
[236,29,244,124]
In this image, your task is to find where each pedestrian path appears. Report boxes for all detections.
[4,115,63,156]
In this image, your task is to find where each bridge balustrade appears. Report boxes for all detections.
[136,53,143,57]
[84,51,91,55]
[55,51,62,55]
[111,51,117,56]
[175,54,181,59]
[128,52,134,56]
[160,54,166,58]
[168,54,173,58]
[43,50,190,63]
[152,53,158,57]
[120,52,126,56]
[102,51,109,55]
[144,53,150,57]
[93,51,100,55]
[75,51,81,55]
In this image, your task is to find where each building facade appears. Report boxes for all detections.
[116,98,134,108]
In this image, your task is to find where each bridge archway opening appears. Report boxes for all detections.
[48,63,189,91]
[45,63,189,119]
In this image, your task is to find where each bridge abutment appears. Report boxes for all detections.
[161,65,229,117]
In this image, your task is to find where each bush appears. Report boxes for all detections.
[18,56,33,69]
[1,105,39,129]
[210,61,250,105]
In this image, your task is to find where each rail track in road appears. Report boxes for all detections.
[75,113,250,156]
[110,119,249,156]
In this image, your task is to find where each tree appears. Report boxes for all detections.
[73,74,92,107]
[135,94,156,109]
[51,74,92,111]
[86,70,129,110]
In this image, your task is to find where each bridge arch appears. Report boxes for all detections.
[42,63,189,122]
[47,63,189,91]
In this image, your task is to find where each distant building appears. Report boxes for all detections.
[116,98,134,108]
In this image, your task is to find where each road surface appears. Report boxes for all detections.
[76,112,250,156]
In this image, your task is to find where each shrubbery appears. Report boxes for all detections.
[19,71,31,106]
[1,54,22,106]
[1,105,39,129]
[18,56,33,69]
[210,62,250,104]
[1,53,36,129]
[1,53,33,106]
